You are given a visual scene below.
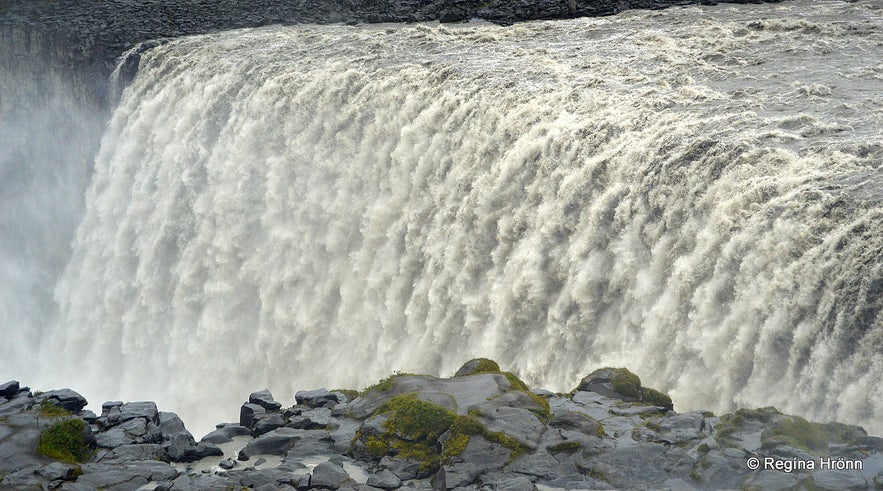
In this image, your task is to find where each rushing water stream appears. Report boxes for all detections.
[9,0,883,437]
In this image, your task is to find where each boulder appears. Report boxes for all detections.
[39,388,88,413]
[117,401,159,424]
[164,435,223,462]
[0,380,20,398]
[95,417,150,448]
[295,388,344,408]
[311,460,351,489]
[239,427,301,459]
[249,389,283,411]
[201,424,251,444]
[253,412,286,436]
[240,403,267,428]
[366,468,402,490]
[454,358,501,377]
[156,411,193,441]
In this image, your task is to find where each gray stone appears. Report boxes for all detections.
[78,409,99,423]
[549,410,604,437]
[811,469,869,490]
[739,470,804,491]
[366,468,402,490]
[471,403,545,449]
[40,388,88,413]
[239,427,301,458]
[156,411,193,441]
[379,456,422,480]
[250,389,283,411]
[164,435,223,462]
[117,401,159,424]
[287,407,333,430]
[477,472,537,491]
[295,388,344,408]
[95,416,150,448]
[240,402,266,428]
[253,412,286,436]
[201,424,251,443]
[284,429,335,458]
[36,461,79,481]
[0,412,44,473]
[97,443,169,463]
[311,460,351,489]
[75,461,179,490]
[0,380,20,398]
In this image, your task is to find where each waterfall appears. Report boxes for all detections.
[38,2,882,437]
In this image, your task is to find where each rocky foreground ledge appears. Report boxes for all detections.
[1,360,881,491]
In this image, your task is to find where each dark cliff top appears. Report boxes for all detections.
[1,0,782,62]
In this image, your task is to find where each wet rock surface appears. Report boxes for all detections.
[1,362,881,490]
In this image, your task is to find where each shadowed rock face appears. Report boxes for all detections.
[1,360,881,490]
[0,0,782,110]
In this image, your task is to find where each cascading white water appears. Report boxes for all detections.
[39,1,883,437]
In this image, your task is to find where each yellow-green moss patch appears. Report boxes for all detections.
[39,399,73,417]
[38,418,92,463]
[761,416,829,453]
[608,368,641,399]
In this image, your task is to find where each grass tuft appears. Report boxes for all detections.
[38,418,92,463]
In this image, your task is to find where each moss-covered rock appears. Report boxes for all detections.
[455,358,502,377]
[761,415,829,453]
[574,367,672,411]
[640,387,673,411]
[37,418,93,463]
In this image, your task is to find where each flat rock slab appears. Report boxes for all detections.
[74,460,179,490]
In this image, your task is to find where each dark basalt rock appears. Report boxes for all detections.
[249,389,283,411]
[0,380,19,399]
[1,361,880,490]
[38,388,88,413]
[240,402,266,428]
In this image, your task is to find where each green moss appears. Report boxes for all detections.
[455,358,501,376]
[361,375,396,394]
[351,394,458,475]
[379,394,457,441]
[38,418,92,463]
[717,407,782,443]
[39,399,73,417]
[503,372,551,422]
[608,368,641,399]
[365,436,389,458]
[761,416,829,453]
[332,389,360,402]
[360,372,421,396]
[640,387,672,409]
[548,440,582,453]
